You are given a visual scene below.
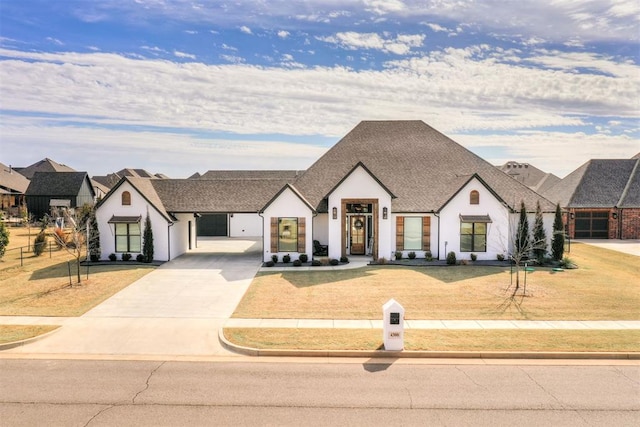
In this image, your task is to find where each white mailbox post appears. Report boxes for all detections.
[382,298,404,351]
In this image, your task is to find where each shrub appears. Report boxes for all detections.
[497,253,505,261]
[136,254,145,262]
[108,253,117,261]
[122,253,132,261]
[265,260,275,267]
[0,219,8,259]
[311,259,322,266]
[460,259,468,265]
[560,256,577,269]
[90,254,100,262]
[299,253,308,263]
[395,251,403,260]
[424,251,433,261]
[408,251,416,259]
[329,258,339,266]
[377,257,387,265]
[446,251,457,265]
[293,259,302,267]
[340,256,349,263]
[33,231,47,256]
[271,254,278,263]
[53,227,67,248]
[283,254,291,263]
[470,253,477,261]
[142,213,154,263]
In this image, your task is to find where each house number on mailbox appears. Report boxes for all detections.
[390,312,400,325]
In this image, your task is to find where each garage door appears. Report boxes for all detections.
[575,211,608,239]
[197,214,228,236]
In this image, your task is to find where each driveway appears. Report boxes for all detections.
[6,237,262,357]
[574,239,640,257]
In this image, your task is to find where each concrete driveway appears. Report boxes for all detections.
[6,237,262,357]
[574,239,640,257]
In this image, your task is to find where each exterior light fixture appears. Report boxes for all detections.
[332,207,337,220]
[612,212,618,219]
[383,207,388,219]
[570,212,574,220]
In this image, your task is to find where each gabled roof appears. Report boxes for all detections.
[96,176,174,223]
[25,172,94,197]
[292,121,555,212]
[0,162,30,194]
[498,161,561,193]
[438,173,508,212]
[16,158,75,179]
[260,183,316,213]
[544,158,640,208]
[325,161,396,199]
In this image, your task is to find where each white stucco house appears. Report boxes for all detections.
[95,120,557,262]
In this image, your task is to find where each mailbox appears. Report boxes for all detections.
[382,298,404,351]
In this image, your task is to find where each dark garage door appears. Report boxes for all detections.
[575,211,608,239]
[197,214,228,236]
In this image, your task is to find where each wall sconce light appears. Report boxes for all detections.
[570,212,574,220]
[612,212,618,219]
[383,207,388,219]
[332,207,337,220]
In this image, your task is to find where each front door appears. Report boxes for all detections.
[350,215,366,255]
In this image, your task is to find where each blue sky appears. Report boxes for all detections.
[1,0,638,178]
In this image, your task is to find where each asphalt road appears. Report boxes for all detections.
[1,359,638,426]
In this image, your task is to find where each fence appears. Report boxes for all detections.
[2,241,57,267]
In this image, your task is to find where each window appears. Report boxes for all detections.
[278,218,298,252]
[403,217,422,250]
[470,190,479,205]
[115,222,141,252]
[460,222,486,252]
[121,191,131,206]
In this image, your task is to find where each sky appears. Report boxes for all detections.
[0,0,638,179]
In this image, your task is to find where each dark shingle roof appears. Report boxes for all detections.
[544,159,640,208]
[293,121,555,212]
[198,170,303,180]
[25,172,91,196]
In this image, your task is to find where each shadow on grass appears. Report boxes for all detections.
[398,265,508,284]
[270,268,375,288]
[29,261,154,281]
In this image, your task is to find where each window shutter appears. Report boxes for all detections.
[396,216,404,251]
[297,217,306,253]
[422,216,431,251]
[270,217,278,253]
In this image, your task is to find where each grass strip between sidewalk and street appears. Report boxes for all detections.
[224,328,640,352]
[0,325,60,345]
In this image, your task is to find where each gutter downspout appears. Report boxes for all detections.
[167,221,174,261]
[434,211,440,260]
[258,211,264,262]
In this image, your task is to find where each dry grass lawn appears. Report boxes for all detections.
[0,227,155,342]
[233,243,639,320]
[224,328,640,352]
[0,325,59,344]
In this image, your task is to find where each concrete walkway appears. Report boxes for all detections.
[3,238,262,357]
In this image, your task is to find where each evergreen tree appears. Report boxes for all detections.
[142,212,154,263]
[551,203,565,261]
[88,211,101,261]
[532,200,547,264]
[0,215,9,259]
[516,201,529,257]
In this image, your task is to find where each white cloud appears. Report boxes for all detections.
[318,31,425,55]
[46,37,64,45]
[240,25,252,34]
[277,30,290,39]
[424,23,448,33]
[174,50,196,59]
[363,0,406,15]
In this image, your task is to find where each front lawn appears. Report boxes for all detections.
[233,243,639,320]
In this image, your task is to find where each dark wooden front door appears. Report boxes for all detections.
[350,216,366,255]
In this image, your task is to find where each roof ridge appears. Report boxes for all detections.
[617,158,640,207]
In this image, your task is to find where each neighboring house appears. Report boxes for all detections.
[14,158,76,179]
[498,161,561,194]
[25,172,96,221]
[0,162,30,217]
[93,168,168,191]
[544,157,640,239]
[95,121,557,262]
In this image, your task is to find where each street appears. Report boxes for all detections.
[1,358,638,426]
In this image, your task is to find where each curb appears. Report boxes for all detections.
[0,326,61,351]
[219,328,640,360]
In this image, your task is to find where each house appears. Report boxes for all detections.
[92,168,169,191]
[544,156,640,239]
[0,162,30,217]
[25,172,96,221]
[498,161,561,194]
[14,158,75,179]
[95,120,557,262]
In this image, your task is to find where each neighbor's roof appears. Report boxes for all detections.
[498,161,561,193]
[0,162,30,194]
[197,170,303,180]
[25,172,93,196]
[292,120,555,212]
[15,158,75,179]
[544,158,640,208]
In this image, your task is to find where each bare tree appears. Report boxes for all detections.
[49,206,92,285]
